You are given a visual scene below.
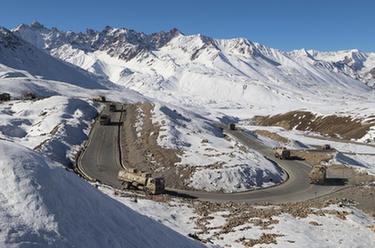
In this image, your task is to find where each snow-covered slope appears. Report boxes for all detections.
[0,96,98,165]
[0,140,202,248]
[305,49,375,87]
[0,27,112,89]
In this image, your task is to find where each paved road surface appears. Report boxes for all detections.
[78,105,344,203]
[78,103,123,188]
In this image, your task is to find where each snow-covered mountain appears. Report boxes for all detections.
[11,22,374,119]
[1,22,375,248]
[13,21,180,61]
[13,22,375,90]
[0,26,113,89]
[288,48,375,88]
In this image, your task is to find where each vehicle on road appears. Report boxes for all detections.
[23,92,37,100]
[321,144,332,150]
[273,147,291,159]
[309,165,327,184]
[109,104,117,112]
[229,123,236,130]
[0,92,11,102]
[118,168,165,194]
[93,95,106,102]
[99,114,111,125]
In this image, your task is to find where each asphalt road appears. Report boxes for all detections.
[78,105,344,203]
[78,103,124,188]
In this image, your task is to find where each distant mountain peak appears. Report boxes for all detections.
[12,22,184,61]
[0,27,22,49]
[30,21,45,30]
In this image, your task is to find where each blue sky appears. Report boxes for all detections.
[1,0,374,51]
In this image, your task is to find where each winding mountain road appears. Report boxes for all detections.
[170,128,342,203]
[77,103,344,204]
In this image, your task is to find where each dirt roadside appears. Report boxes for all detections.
[120,103,193,189]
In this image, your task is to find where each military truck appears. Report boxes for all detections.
[309,165,327,184]
[93,95,106,102]
[273,147,291,159]
[0,93,11,102]
[23,92,37,100]
[99,114,111,125]
[118,168,165,194]
[321,144,332,151]
[229,123,236,130]
[109,104,117,112]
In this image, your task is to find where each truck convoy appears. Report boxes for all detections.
[273,147,291,160]
[309,165,327,184]
[117,168,165,194]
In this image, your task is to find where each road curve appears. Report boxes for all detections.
[169,128,342,203]
[78,104,344,203]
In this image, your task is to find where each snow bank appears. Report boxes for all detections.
[100,187,197,236]
[189,164,282,192]
[0,140,203,248]
[331,152,375,175]
[134,106,145,138]
[0,96,97,165]
[269,209,375,248]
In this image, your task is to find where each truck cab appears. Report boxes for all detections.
[147,177,165,195]
[93,95,106,102]
[229,123,236,130]
[109,104,116,112]
[321,144,332,151]
[309,165,327,184]
[273,147,291,160]
[100,114,111,125]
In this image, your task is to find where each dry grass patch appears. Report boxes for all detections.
[254,111,374,140]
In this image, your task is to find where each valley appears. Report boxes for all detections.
[0,21,374,247]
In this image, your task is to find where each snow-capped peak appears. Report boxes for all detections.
[30,20,46,29]
[10,22,375,93]
[0,27,22,49]
[13,23,181,61]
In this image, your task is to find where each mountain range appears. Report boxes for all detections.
[12,21,375,88]
[1,21,374,118]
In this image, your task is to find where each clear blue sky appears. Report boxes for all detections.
[1,0,374,52]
